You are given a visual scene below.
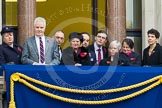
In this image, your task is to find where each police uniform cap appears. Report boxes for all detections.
[1,26,13,35]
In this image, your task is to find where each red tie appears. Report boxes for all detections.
[98,48,101,64]
[39,37,45,63]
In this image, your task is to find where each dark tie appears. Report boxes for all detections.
[39,37,45,63]
[98,48,101,64]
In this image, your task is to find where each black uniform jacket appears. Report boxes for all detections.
[0,43,23,65]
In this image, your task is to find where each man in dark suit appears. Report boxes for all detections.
[21,17,60,65]
[88,30,108,65]
[0,26,23,65]
[52,30,64,60]
[81,32,90,48]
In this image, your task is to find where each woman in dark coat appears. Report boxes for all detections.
[61,32,91,66]
[142,28,162,66]
[99,40,121,66]
[118,38,141,66]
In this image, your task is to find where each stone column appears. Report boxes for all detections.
[107,0,126,43]
[142,0,155,50]
[17,0,36,46]
[142,0,162,50]
[155,0,162,45]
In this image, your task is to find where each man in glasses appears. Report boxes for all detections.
[88,30,108,65]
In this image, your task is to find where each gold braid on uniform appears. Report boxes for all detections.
[9,73,162,108]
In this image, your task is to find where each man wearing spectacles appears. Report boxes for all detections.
[88,30,108,65]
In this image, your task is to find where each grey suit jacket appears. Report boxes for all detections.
[21,36,60,65]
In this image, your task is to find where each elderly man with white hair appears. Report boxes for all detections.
[21,17,60,65]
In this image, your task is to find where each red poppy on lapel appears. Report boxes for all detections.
[80,52,87,58]
[151,51,155,55]
[107,61,111,65]
[17,47,22,52]
[130,58,136,61]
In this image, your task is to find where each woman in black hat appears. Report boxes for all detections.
[61,32,91,66]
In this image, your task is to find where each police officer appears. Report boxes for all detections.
[0,26,23,65]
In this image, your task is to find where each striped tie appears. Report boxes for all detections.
[39,37,45,63]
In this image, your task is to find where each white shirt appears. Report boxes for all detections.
[58,46,62,60]
[94,42,103,64]
[35,35,46,64]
